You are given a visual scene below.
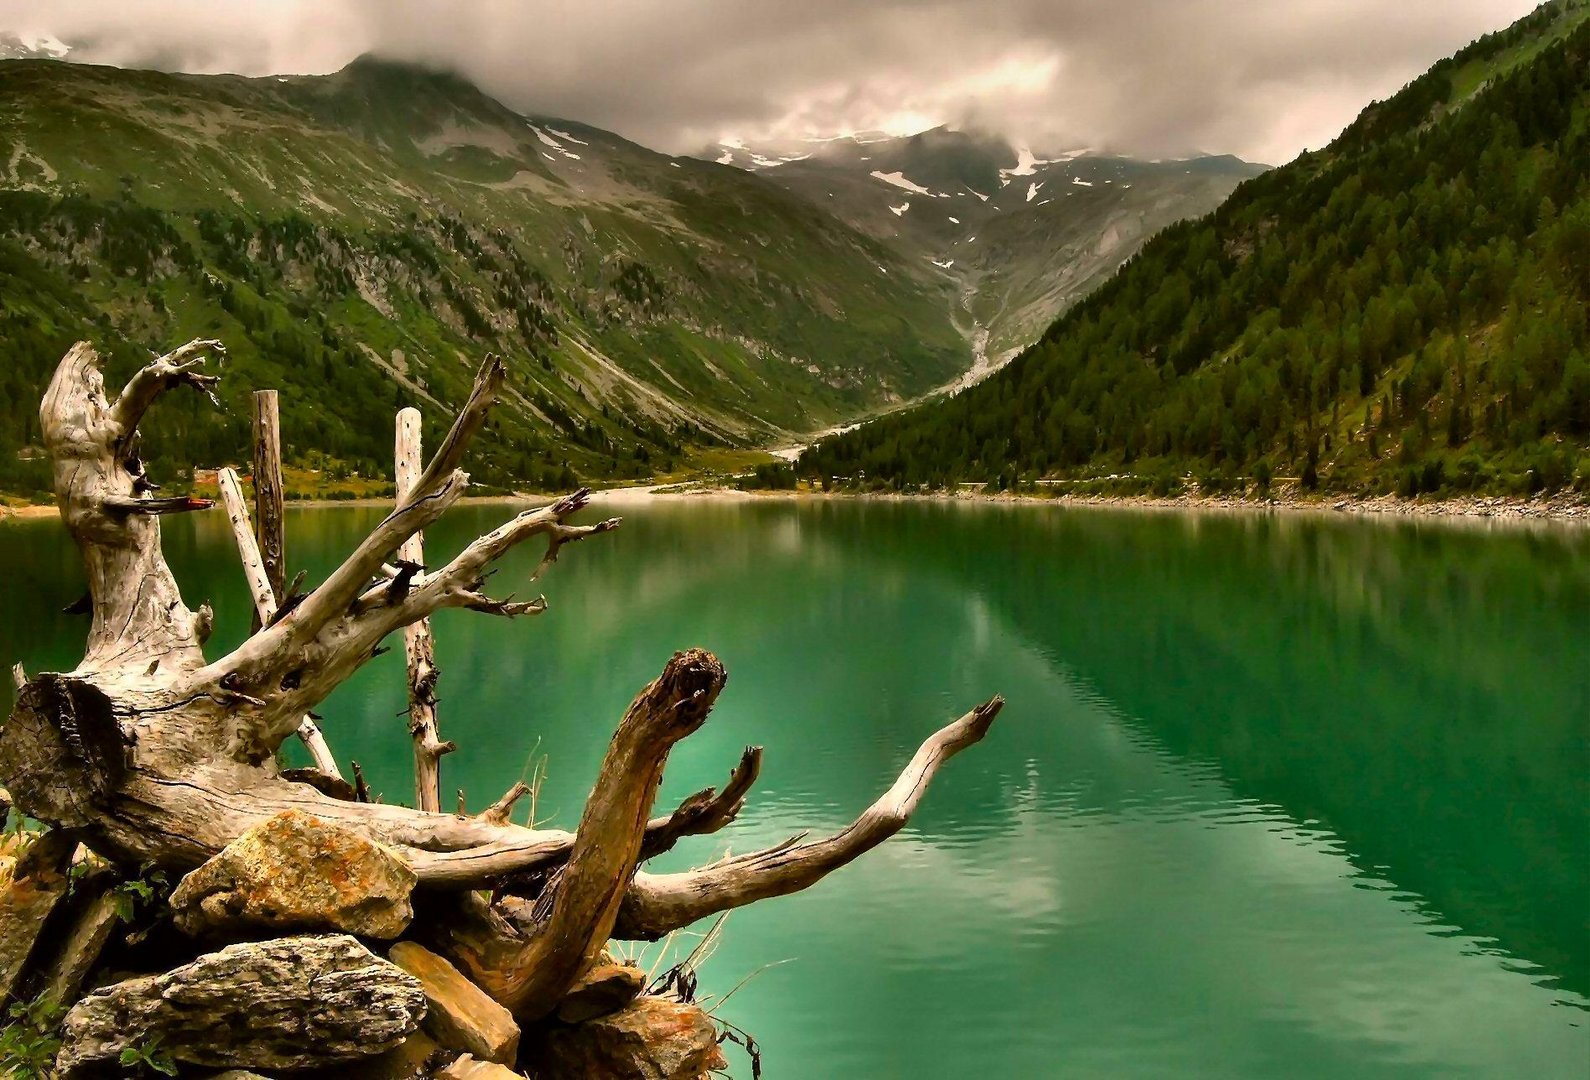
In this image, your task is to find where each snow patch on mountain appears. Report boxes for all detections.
[889,202,910,216]
[871,170,932,195]
[528,125,584,162]
[1000,146,1050,179]
[1026,182,1042,202]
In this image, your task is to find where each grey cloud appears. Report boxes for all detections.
[0,0,1541,163]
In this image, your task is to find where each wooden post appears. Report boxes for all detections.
[251,390,287,630]
[217,467,343,780]
[396,407,454,813]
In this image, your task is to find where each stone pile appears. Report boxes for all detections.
[0,810,727,1079]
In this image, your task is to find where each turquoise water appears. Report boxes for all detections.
[2,499,1587,1077]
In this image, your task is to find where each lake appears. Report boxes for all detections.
[2,497,1587,1078]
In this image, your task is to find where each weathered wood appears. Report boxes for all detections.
[250,390,287,620]
[38,341,216,675]
[440,650,726,1020]
[217,467,278,620]
[616,697,1004,940]
[100,493,214,515]
[395,407,452,813]
[477,782,531,827]
[55,935,425,1075]
[217,467,341,777]
[640,745,762,860]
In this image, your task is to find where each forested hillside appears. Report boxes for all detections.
[0,57,969,497]
[801,1,1590,498]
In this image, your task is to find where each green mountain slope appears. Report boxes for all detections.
[801,1,1590,498]
[0,56,968,494]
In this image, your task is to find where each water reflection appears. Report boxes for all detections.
[1,501,1585,1078]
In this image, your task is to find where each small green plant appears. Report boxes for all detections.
[0,994,65,1078]
[118,1035,178,1077]
[110,863,170,924]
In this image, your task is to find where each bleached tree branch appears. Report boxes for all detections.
[613,697,1004,939]
[440,649,726,1020]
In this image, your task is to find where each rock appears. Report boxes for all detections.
[0,830,76,1000]
[387,941,520,1064]
[40,882,122,1008]
[535,996,727,1080]
[336,1030,443,1079]
[209,1073,276,1079]
[55,934,425,1076]
[555,962,646,1023]
[437,1054,523,1079]
[170,810,416,939]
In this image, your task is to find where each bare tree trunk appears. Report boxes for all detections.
[395,408,452,813]
[250,390,287,629]
[0,340,1003,1019]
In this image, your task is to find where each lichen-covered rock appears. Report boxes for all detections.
[388,941,520,1064]
[169,810,416,939]
[55,934,426,1076]
[535,996,727,1080]
[555,962,646,1024]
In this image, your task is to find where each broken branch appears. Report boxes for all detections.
[614,697,1004,939]
[216,467,341,779]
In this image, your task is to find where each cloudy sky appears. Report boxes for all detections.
[1,0,1543,164]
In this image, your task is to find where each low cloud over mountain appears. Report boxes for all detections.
[0,0,1538,164]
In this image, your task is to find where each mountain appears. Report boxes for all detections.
[701,128,1264,366]
[0,55,969,494]
[0,32,70,62]
[800,1,1590,499]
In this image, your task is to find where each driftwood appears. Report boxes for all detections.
[396,407,454,813]
[0,339,1003,1026]
[216,466,341,776]
[250,390,287,625]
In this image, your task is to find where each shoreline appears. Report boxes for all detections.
[5,487,1586,526]
[597,483,1590,525]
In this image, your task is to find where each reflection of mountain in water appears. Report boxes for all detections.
[845,502,1590,999]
